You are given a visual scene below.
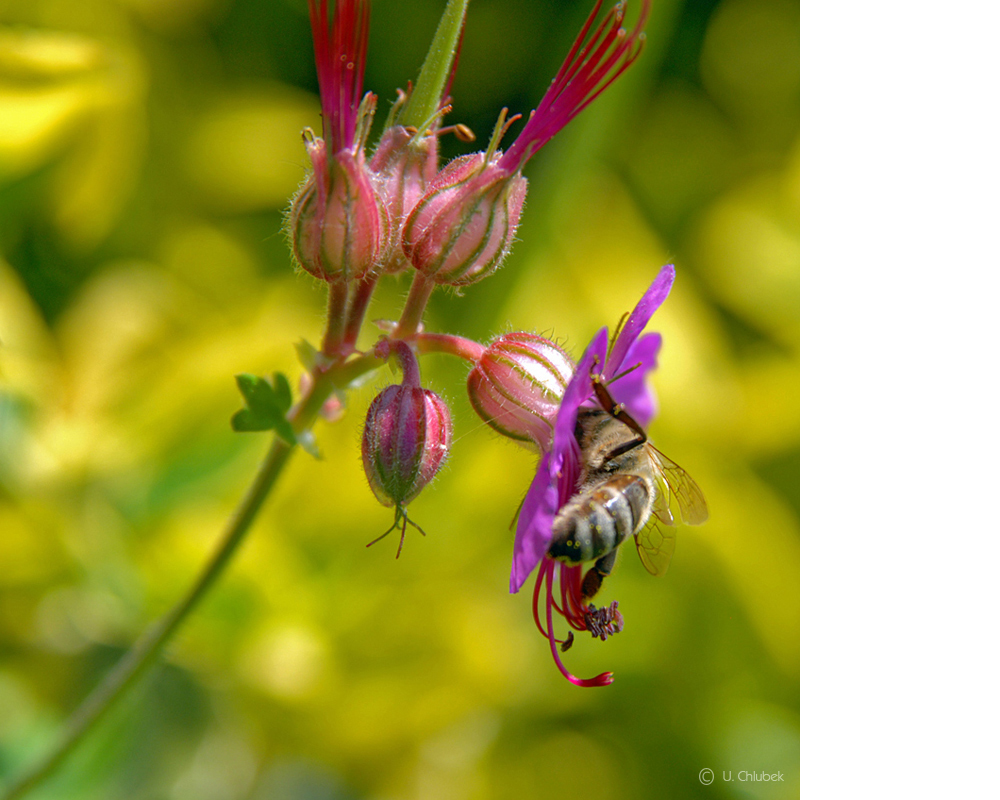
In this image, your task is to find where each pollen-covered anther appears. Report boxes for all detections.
[584,601,624,641]
[433,121,476,143]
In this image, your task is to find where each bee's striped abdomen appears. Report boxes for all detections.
[548,474,650,565]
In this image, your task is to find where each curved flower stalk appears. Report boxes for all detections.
[402,0,651,286]
[0,4,470,798]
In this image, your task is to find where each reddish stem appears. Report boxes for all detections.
[394,272,435,340]
[373,338,422,387]
[344,274,380,349]
[415,332,486,363]
[321,280,351,357]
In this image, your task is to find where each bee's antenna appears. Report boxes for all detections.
[605,361,642,386]
[590,377,647,441]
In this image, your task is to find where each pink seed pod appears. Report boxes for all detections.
[370,125,439,273]
[290,137,388,282]
[467,332,575,450]
[401,152,527,286]
[362,384,452,510]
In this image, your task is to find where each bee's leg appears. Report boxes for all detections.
[590,376,647,461]
[581,548,619,601]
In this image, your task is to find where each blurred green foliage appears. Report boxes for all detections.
[0,0,798,798]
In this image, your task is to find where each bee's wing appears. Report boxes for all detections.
[651,446,709,526]
[635,446,708,577]
[635,519,676,577]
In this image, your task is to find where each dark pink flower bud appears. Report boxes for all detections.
[467,332,575,450]
[370,125,439,273]
[362,383,452,509]
[290,137,387,282]
[401,152,527,286]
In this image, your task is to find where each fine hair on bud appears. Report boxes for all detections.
[361,383,452,509]
[401,153,528,286]
[467,331,575,450]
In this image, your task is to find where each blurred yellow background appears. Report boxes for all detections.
[0,0,798,798]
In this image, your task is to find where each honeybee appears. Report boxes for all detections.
[547,376,709,600]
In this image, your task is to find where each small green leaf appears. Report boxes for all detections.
[231,407,272,432]
[235,372,263,401]
[231,372,296,440]
[274,419,298,448]
[272,372,292,413]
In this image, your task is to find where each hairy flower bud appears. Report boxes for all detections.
[371,126,439,273]
[362,384,452,508]
[401,152,527,286]
[467,332,575,450]
[290,136,387,282]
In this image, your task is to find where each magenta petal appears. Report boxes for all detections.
[511,450,561,593]
[609,332,661,428]
[508,263,673,594]
[553,329,609,454]
[510,329,609,593]
[607,264,675,377]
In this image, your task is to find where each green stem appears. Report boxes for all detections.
[395,0,469,130]
[0,10,479,788]
[0,348,381,800]
[1,436,294,800]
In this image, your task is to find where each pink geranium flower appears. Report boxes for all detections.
[512,264,675,686]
